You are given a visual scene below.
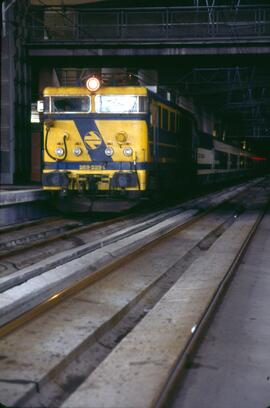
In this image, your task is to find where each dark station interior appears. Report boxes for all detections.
[2,0,270,185]
[1,2,270,408]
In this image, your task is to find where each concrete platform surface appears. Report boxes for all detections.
[62,202,265,408]
[0,185,41,191]
[0,187,51,227]
[0,188,46,206]
[171,209,270,408]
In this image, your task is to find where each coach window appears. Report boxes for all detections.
[247,157,253,168]
[215,150,228,169]
[230,154,238,169]
[240,156,246,168]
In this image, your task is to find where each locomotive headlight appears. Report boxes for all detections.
[55,147,64,156]
[73,147,82,156]
[123,147,133,157]
[86,76,100,92]
[105,147,114,156]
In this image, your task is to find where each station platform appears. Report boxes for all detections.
[0,185,41,190]
[171,207,270,408]
[0,185,44,205]
[0,185,51,227]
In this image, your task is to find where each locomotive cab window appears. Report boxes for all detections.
[48,96,91,113]
[95,95,147,113]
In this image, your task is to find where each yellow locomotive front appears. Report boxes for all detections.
[42,86,149,210]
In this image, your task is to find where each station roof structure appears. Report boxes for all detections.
[25,0,270,154]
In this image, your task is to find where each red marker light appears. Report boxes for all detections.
[86,76,100,92]
[251,156,267,161]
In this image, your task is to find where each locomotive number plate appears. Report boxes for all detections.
[79,164,105,170]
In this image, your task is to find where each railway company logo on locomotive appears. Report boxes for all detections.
[84,131,102,150]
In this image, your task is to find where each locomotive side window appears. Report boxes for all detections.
[162,109,168,130]
[95,95,147,113]
[176,113,181,132]
[170,112,176,132]
[50,96,91,113]
[158,106,162,128]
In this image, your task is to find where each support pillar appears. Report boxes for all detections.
[1,0,31,185]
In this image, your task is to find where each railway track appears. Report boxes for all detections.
[1,207,178,278]
[0,212,126,258]
[0,180,255,324]
[0,178,260,286]
[0,201,204,282]
[0,177,268,408]
[0,182,247,287]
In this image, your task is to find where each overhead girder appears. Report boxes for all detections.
[160,65,270,141]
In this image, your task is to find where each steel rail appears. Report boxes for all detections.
[0,213,130,260]
[0,216,62,234]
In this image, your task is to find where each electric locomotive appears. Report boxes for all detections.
[40,81,196,211]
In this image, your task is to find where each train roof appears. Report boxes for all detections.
[43,86,148,96]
